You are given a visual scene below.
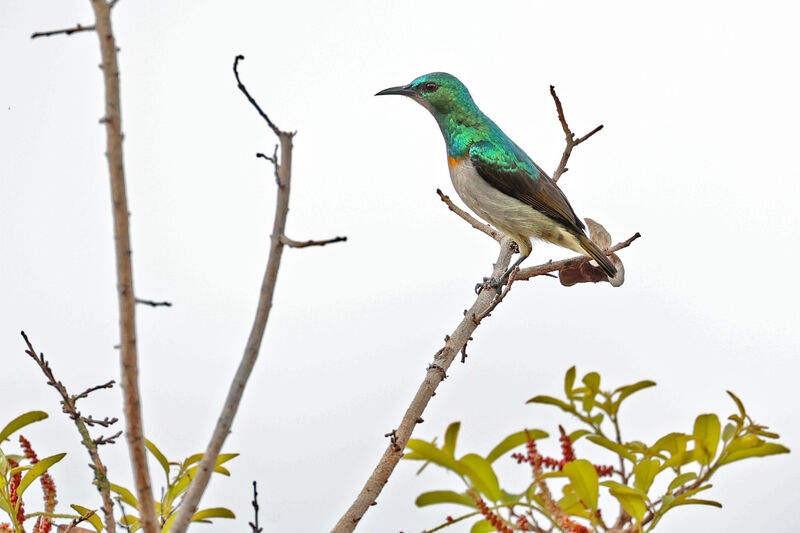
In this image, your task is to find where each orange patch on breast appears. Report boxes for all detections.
[447,155,463,168]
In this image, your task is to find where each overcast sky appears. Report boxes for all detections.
[2,1,799,532]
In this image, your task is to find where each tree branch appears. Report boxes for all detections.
[170,54,337,533]
[436,189,502,242]
[135,298,172,307]
[21,331,117,533]
[280,235,347,248]
[87,2,159,531]
[31,23,95,39]
[332,239,516,532]
[550,85,603,182]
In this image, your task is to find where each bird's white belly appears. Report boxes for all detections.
[448,158,582,256]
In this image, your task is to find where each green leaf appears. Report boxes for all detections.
[18,453,65,496]
[415,490,476,508]
[443,422,460,457]
[668,472,697,491]
[459,454,501,501]
[586,434,636,462]
[693,414,721,465]
[527,395,573,413]
[672,498,722,508]
[70,505,103,533]
[145,439,170,478]
[726,390,746,419]
[110,483,139,509]
[405,439,463,474]
[192,507,235,521]
[633,459,660,494]
[569,429,591,442]
[722,423,736,442]
[612,380,656,414]
[565,366,577,398]
[486,429,548,463]
[563,459,599,510]
[603,481,647,522]
[582,391,597,413]
[557,493,592,518]
[0,411,48,443]
[582,372,600,390]
[718,441,790,466]
[470,519,497,533]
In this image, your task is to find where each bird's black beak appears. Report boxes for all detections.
[375,84,415,97]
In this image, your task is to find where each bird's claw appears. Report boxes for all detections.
[474,276,503,295]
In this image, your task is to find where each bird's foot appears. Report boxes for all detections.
[474,276,503,295]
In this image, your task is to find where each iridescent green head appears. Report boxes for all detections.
[376,72,477,116]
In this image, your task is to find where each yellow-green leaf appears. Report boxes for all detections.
[726,390,746,418]
[145,439,170,478]
[563,459,599,510]
[603,482,647,522]
[582,372,600,390]
[565,366,577,398]
[486,429,548,463]
[459,453,501,502]
[470,519,497,533]
[0,411,49,444]
[527,395,573,413]
[672,498,722,508]
[722,423,736,442]
[109,483,139,509]
[192,507,235,521]
[415,490,476,508]
[633,459,660,494]
[443,422,460,457]
[405,439,463,474]
[668,472,697,491]
[718,441,790,466]
[18,453,65,496]
[70,505,103,533]
[587,434,636,462]
[693,414,721,465]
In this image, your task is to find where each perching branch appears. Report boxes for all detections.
[332,239,516,532]
[22,331,117,533]
[135,298,173,307]
[280,235,348,248]
[31,23,95,39]
[550,85,603,182]
[334,85,639,531]
[169,54,345,533]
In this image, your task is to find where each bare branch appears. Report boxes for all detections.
[82,416,118,428]
[22,331,117,533]
[550,85,603,182]
[332,239,517,531]
[94,431,123,445]
[31,23,95,39]
[59,509,97,533]
[436,189,502,242]
[74,380,116,401]
[135,298,172,307]
[85,1,159,530]
[515,232,641,281]
[169,54,308,533]
[280,235,348,248]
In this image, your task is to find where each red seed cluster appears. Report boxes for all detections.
[19,436,57,533]
[467,489,513,533]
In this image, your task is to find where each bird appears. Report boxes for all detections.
[376,72,616,292]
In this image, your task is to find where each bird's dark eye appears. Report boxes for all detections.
[422,82,439,93]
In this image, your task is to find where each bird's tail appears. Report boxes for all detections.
[576,233,617,277]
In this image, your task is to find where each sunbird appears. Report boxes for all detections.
[376,72,616,291]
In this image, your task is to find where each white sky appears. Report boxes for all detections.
[2,1,799,532]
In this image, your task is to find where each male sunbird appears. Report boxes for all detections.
[376,72,616,291]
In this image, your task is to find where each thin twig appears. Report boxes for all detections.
[436,189,502,242]
[31,23,95,39]
[74,380,116,401]
[87,1,158,530]
[22,332,117,533]
[280,235,348,248]
[60,509,97,533]
[94,431,123,445]
[331,239,516,532]
[249,481,263,533]
[170,54,307,533]
[82,416,118,428]
[550,85,603,182]
[135,298,172,307]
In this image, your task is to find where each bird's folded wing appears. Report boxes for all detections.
[469,140,585,232]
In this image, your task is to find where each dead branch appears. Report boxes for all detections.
[332,239,516,532]
[86,1,159,530]
[58,509,97,533]
[249,481,263,533]
[31,23,95,39]
[550,85,603,182]
[436,189,502,242]
[280,235,348,248]
[170,53,345,533]
[22,331,117,533]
